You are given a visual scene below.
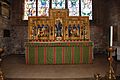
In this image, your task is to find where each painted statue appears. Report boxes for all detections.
[55,20,62,37]
[31,23,37,38]
[72,24,77,37]
[45,24,49,37]
[37,24,41,36]
[68,24,72,37]
[77,24,80,35]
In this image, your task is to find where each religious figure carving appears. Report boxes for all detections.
[44,24,49,37]
[68,24,72,37]
[55,19,62,37]
[37,24,40,37]
[77,24,80,35]
[31,23,37,39]
[72,24,77,37]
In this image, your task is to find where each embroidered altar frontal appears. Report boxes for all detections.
[25,41,93,64]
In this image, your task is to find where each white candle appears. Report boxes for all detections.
[110,26,113,47]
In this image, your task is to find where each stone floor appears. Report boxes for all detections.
[1,53,120,80]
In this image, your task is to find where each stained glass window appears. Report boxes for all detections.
[81,0,92,20]
[68,0,79,16]
[38,0,50,16]
[23,0,93,20]
[52,0,65,9]
[23,0,36,20]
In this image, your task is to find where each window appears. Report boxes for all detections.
[68,0,79,16]
[23,0,36,20]
[38,0,50,16]
[52,0,65,9]
[81,0,92,20]
[23,0,92,20]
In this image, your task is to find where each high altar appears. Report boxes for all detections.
[25,9,94,64]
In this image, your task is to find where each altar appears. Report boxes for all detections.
[25,41,93,64]
[25,9,94,64]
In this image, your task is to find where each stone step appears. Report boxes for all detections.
[5,78,94,80]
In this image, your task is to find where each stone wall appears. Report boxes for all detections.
[90,26,108,53]
[9,25,27,54]
[91,0,120,53]
[0,16,11,55]
[9,0,28,54]
[0,0,119,55]
[106,0,120,46]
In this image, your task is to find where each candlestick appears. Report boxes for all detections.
[110,26,113,47]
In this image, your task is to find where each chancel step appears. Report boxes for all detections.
[6,78,94,80]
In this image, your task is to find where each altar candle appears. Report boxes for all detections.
[110,26,113,47]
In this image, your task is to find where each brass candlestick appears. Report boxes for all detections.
[0,48,4,80]
[104,47,116,80]
[94,47,116,80]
